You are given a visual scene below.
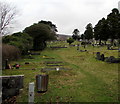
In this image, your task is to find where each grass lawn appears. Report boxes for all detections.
[2,41,119,102]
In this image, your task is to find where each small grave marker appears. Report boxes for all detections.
[56,67,60,71]
[28,82,34,103]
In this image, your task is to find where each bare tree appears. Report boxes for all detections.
[0,2,17,35]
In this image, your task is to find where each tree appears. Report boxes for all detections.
[107,8,120,45]
[39,20,58,32]
[24,21,57,50]
[2,32,33,54]
[94,18,109,44]
[72,29,80,40]
[84,23,93,41]
[67,37,74,45]
[0,1,17,35]
[80,34,85,40]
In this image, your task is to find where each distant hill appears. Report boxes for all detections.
[57,34,71,41]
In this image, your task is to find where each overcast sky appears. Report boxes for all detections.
[2,0,120,35]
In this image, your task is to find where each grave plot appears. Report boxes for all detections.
[41,67,71,71]
[44,61,64,66]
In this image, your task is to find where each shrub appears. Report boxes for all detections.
[2,32,33,55]
[2,44,21,66]
[67,38,75,45]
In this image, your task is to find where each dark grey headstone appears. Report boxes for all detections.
[96,52,101,60]
[1,75,24,100]
[101,54,105,61]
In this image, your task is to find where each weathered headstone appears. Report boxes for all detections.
[1,75,24,101]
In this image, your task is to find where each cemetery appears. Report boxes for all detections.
[2,40,119,103]
[1,4,120,103]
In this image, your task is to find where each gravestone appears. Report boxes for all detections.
[107,44,111,50]
[77,44,80,50]
[105,56,120,63]
[96,52,101,60]
[105,56,115,63]
[5,59,11,69]
[1,75,24,101]
[28,82,34,103]
[101,54,105,61]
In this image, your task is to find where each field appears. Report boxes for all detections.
[2,41,119,103]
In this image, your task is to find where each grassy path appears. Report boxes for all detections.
[49,46,118,102]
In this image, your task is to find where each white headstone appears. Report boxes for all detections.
[28,82,34,103]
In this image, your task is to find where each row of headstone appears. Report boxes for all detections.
[96,52,120,63]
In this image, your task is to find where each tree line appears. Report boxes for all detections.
[1,2,120,56]
[70,8,120,45]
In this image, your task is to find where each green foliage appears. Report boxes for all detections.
[2,32,33,54]
[67,37,75,45]
[94,8,120,45]
[94,18,109,44]
[107,8,120,43]
[72,29,80,40]
[39,20,58,32]
[84,23,93,40]
[24,21,57,51]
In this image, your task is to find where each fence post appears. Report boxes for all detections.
[28,82,34,104]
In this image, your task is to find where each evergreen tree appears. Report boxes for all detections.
[84,23,93,41]
[72,29,80,40]
[107,8,120,45]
